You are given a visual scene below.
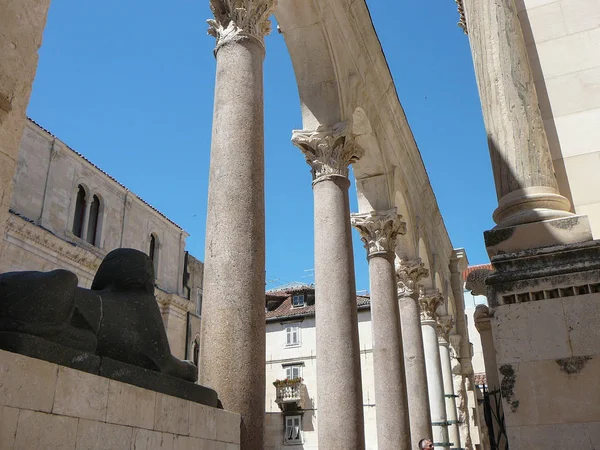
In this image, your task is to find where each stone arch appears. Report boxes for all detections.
[417,237,432,288]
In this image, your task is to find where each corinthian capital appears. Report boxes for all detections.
[474,304,494,332]
[351,209,406,259]
[208,0,277,50]
[395,259,429,298]
[436,315,454,343]
[419,289,444,322]
[291,122,364,181]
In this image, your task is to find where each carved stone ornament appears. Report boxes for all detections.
[465,268,492,297]
[351,209,407,258]
[396,258,429,298]
[291,122,364,181]
[474,304,493,332]
[419,289,444,322]
[436,315,454,343]
[207,0,277,51]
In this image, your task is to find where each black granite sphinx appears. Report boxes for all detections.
[0,248,218,406]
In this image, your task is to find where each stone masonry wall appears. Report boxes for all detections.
[0,349,240,450]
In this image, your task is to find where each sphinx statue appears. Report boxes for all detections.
[0,248,197,382]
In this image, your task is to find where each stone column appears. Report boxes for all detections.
[420,289,449,449]
[292,123,365,450]
[80,199,92,241]
[396,259,432,449]
[449,335,473,450]
[437,316,461,450]
[461,0,572,229]
[200,2,275,449]
[0,0,51,256]
[351,209,411,450]
[474,305,505,449]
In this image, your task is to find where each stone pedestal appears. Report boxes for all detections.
[420,290,449,449]
[200,3,275,449]
[293,124,365,450]
[0,349,240,450]
[485,240,600,448]
[437,317,461,450]
[0,1,51,256]
[352,210,410,450]
[396,259,432,449]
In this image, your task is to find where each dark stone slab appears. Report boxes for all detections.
[0,333,220,408]
[99,357,219,407]
[0,331,101,373]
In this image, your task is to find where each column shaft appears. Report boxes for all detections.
[439,340,461,449]
[462,0,571,227]
[400,295,432,447]
[422,319,449,448]
[200,24,268,449]
[314,176,365,450]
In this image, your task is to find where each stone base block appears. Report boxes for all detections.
[0,332,218,407]
[0,349,240,450]
[484,215,592,257]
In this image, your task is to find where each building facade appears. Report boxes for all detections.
[2,118,204,359]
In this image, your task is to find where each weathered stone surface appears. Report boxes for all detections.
[190,402,217,440]
[0,406,19,449]
[14,410,78,450]
[0,348,58,412]
[154,393,190,436]
[75,419,133,450]
[53,366,109,421]
[106,379,156,429]
[131,429,175,450]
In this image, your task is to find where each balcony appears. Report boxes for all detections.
[274,378,305,411]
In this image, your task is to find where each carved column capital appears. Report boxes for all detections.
[351,209,406,259]
[436,315,454,344]
[465,268,492,297]
[208,0,277,51]
[449,334,463,359]
[396,259,429,299]
[474,304,493,332]
[291,122,364,181]
[419,288,444,322]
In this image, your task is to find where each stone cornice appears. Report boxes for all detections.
[419,288,445,322]
[6,214,102,272]
[351,209,406,259]
[436,315,454,343]
[155,289,195,314]
[291,122,364,181]
[396,258,429,298]
[208,0,277,51]
[455,0,468,34]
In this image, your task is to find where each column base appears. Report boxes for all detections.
[485,215,592,257]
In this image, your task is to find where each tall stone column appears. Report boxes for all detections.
[293,123,365,450]
[0,0,51,256]
[200,2,275,449]
[437,316,461,450]
[396,259,432,449]
[462,0,572,229]
[474,305,505,449]
[449,335,474,450]
[420,289,449,449]
[352,209,411,450]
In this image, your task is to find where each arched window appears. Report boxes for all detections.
[86,195,100,245]
[72,185,86,238]
[149,234,159,277]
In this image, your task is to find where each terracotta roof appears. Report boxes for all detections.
[474,372,487,386]
[26,117,184,231]
[462,263,493,282]
[266,290,370,322]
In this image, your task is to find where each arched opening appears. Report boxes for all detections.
[86,195,100,245]
[72,185,86,238]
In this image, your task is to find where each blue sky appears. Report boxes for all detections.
[27,0,497,293]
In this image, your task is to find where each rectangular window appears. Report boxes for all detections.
[285,325,300,347]
[292,294,305,307]
[285,365,302,380]
[285,415,302,444]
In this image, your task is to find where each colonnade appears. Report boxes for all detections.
[198,3,476,450]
